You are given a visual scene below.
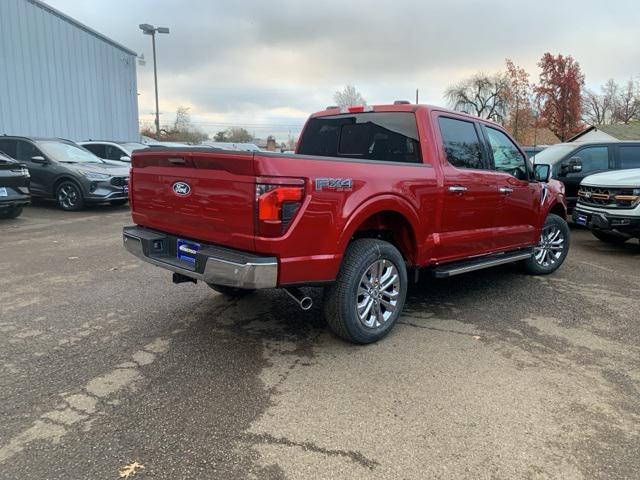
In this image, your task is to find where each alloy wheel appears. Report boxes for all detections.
[58,184,79,209]
[534,225,565,267]
[356,259,401,329]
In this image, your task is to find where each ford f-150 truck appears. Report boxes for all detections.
[123,103,569,343]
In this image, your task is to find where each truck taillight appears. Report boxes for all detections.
[256,182,304,236]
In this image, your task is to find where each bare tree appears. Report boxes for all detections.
[613,79,640,124]
[582,89,611,125]
[583,78,640,125]
[445,73,510,123]
[333,85,366,108]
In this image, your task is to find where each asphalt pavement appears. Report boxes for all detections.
[1,202,639,479]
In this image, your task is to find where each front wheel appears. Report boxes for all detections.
[523,213,570,275]
[323,239,408,344]
[56,181,84,211]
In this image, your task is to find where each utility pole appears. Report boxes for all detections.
[415,89,419,104]
[139,24,170,140]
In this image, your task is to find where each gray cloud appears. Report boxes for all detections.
[48,0,640,139]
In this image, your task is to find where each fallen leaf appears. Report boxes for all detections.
[119,461,145,478]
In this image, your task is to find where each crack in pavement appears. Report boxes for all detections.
[398,320,480,337]
[243,432,380,470]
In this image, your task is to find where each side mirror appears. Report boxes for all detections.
[534,164,551,182]
[120,156,131,162]
[31,155,48,164]
[559,157,582,176]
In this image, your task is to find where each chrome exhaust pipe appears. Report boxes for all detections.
[284,288,313,311]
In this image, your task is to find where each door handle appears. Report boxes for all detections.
[499,187,513,194]
[448,186,468,193]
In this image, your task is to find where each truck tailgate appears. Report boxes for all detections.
[130,149,256,251]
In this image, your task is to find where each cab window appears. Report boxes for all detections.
[84,144,106,158]
[105,145,127,160]
[486,127,528,180]
[438,117,485,169]
[17,141,44,162]
[570,146,609,175]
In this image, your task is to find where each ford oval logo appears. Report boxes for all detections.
[172,181,191,196]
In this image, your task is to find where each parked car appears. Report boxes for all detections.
[80,141,148,163]
[122,103,569,344]
[0,137,130,211]
[573,169,640,244]
[531,141,640,212]
[0,150,30,219]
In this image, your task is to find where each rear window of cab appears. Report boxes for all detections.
[298,112,422,164]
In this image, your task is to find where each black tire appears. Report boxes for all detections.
[522,213,570,275]
[110,199,128,206]
[56,181,84,211]
[323,238,407,344]
[0,205,24,219]
[592,230,629,245]
[207,283,255,297]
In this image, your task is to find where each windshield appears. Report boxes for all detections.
[530,144,575,165]
[120,143,149,154]
[37,141,104,164]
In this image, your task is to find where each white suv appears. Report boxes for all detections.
[573,169,640,244]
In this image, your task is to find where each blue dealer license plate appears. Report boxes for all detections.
[177,239,200,264]
[575,214,588,226]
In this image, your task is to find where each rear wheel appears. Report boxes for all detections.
[56,181,84,211]
[592,230,629,245]
[110,199,128,206]
[523,213,570,275]
[0,205,24,219]
[323,238,407,344]
[207,283,255,297]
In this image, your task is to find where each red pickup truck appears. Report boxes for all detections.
[123,103,569,343]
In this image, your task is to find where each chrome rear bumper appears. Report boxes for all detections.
[122,226,278,289]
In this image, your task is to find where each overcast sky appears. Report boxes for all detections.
[48,0,639,141]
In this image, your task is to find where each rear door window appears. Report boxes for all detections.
[618,145,640,169]
[298,112,422,163]
[437,117,486,170]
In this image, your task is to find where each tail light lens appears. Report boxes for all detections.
[256,180,304,237]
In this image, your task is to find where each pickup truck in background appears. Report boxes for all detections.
[123,103,569,344]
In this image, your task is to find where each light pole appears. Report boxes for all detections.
[139,23,170,140]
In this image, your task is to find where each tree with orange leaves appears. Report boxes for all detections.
[535,53,585,141]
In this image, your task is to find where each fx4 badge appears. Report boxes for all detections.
[315,177,353,191]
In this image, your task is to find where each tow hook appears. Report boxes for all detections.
[284,288,313,310]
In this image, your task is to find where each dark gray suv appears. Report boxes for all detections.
[0,137,130,210]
